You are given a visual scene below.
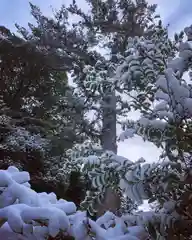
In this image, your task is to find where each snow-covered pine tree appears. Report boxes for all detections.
[15,0,158,217]
[61,8,165,218]
[66,0,158,217]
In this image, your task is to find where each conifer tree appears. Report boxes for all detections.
[16,0,158,217]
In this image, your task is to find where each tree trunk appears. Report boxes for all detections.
[96,45,123,218]
[97,88,121,217]
[101,90,117,153]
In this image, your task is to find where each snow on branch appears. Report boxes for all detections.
[119,24,192,144]
[5,127,50,153]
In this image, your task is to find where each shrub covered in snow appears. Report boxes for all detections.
[0,166,148,240]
